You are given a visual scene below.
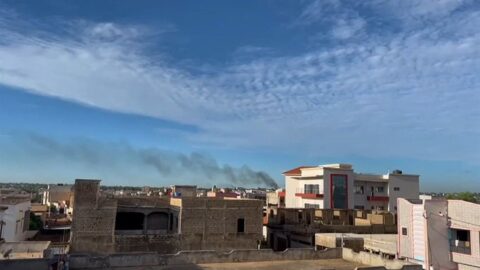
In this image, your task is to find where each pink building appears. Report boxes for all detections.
[397,198,480,270]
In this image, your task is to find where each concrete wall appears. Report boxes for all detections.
[342,248,421,270]
[69,248,342,269]
[387,174,419,212]
[397,198,416,261]
[424,199,456,270]
[0,258,50,270]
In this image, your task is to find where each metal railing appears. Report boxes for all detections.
[450,240,471,254]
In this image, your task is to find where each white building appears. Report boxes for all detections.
[0,196,31,242]
[284,163,419,211]
[398,198,480,270]
[42,184,73,215]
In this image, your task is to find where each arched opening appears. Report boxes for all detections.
[115,212,144,230]
[147,212,169,230]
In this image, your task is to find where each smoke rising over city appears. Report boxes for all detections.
[0,132,278,188]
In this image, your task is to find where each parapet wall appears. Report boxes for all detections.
[69,248,342,269]
[342,248,421,270]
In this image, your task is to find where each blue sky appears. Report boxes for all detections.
[0,0,479,191]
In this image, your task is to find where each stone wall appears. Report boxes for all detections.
[179,197,263,251]
[70,180,117,254]
[70,180,264,254]
[69,248,342,269]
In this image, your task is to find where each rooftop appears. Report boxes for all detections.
[188,259,364,270]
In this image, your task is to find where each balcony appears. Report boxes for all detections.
[450,240,471,255]
[295,188,323,199]
[367,195,389,202]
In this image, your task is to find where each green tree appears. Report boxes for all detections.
[29,212,43,230]
[446,192,478,203]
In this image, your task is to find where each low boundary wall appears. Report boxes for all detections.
[342,248,422,270]
[69,248,342,269]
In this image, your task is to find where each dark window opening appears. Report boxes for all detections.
[450,228,471,254]
[237,218,245,233]
[304,184,320,194]
[147,212,169,230]
[305,203,319,209]
[402,227,408,236]
[394,187,400,191]
[115,212,144,230]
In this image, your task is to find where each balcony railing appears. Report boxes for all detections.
[367,195,389,202]
[450,240,471,254]
[295,188,324,199]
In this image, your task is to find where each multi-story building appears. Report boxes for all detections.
[284,163,419,211]
[398,198,480,270]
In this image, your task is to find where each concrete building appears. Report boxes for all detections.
[171,185,197,197]
[0,196,31,242]
[397,198,480,270]
[266,189,285,208]
[284,164,419,212]
[70,179,263,254]
[0,240,51,259]
[42,184,74,215]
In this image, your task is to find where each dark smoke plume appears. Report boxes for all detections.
[3,133,278,188]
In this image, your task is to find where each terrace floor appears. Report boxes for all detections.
[165,259,365,270]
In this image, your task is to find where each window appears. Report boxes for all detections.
[393,187,400,191]
[304,184,320,194]
[450,228,471,254]
[402,227,408,236]
[304,203,319,209]
[331,174,348,209]
[237,218,245,233]
[375,186,385,193]
[354,185,364,194]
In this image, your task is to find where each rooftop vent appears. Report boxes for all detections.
[392,169,403,175]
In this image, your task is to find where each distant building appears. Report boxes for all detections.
[283,163,419,211]
[266,189,285,208]
[42,184,74,215]
[70,179,263,254]
[397,198,480,270]
[0,195,31,242]
[171,185,197,197]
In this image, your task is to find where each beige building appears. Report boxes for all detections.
[398,198,480,270]
[70,179,263,254]
[42,184,74,215]
[171,185,197,197]
[284,164,419,212]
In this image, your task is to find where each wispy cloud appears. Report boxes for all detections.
[0,2,479,166]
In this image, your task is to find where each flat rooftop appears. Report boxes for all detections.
[163,259,364,270]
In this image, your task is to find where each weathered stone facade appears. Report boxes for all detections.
[70,179,263,254]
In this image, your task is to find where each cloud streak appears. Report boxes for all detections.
[0,2,479,166]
